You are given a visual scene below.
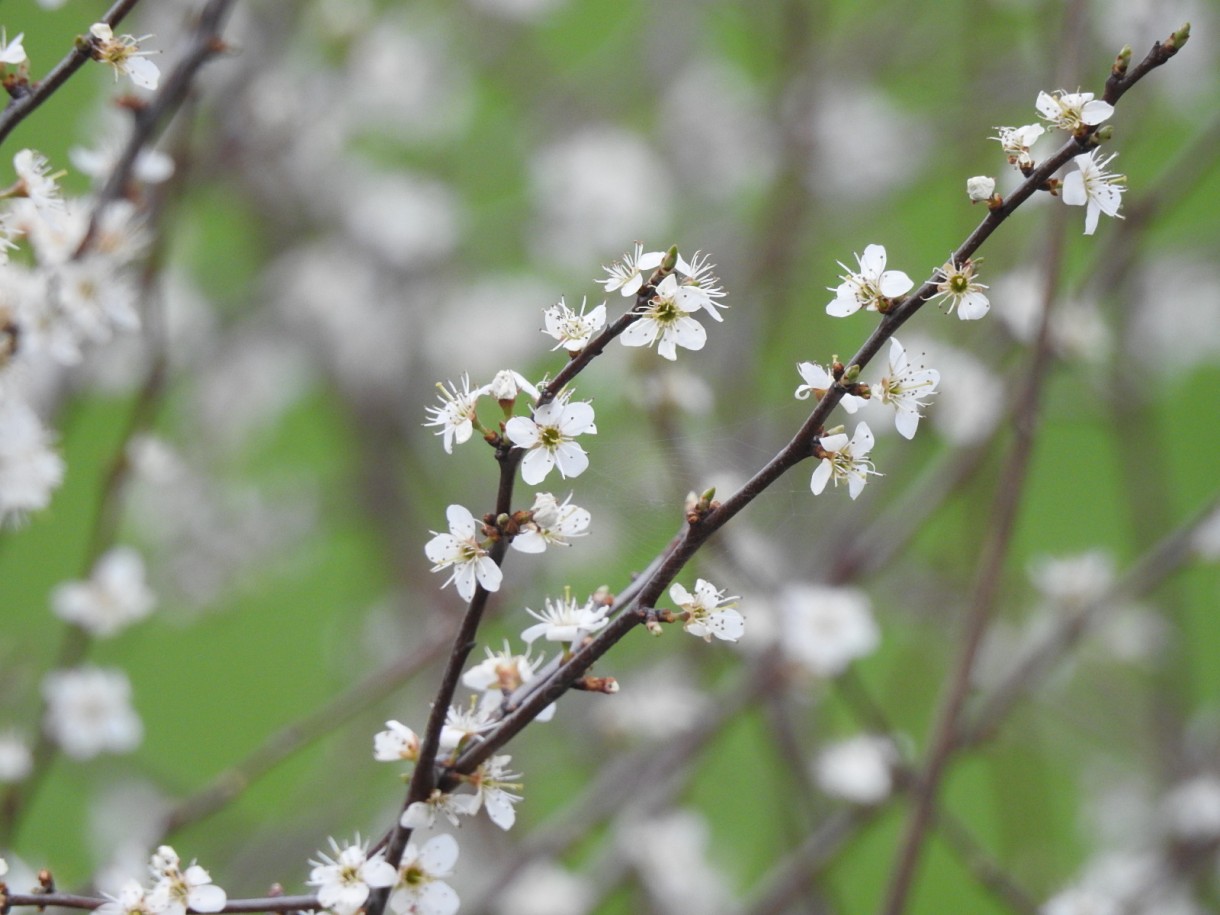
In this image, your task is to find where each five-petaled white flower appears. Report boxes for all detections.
[1061,149,1125,235]
[521,591,609,646]
[669,579,745,643]
[933,256,989,320]
[620,273,708,360]
[308,836,398,915]
[463,642,540,692]
[874,338,940,439]
[992,124,1045,168]
[0,30,26,66]
[42,665,142,759]
[794,362,866,414]
[814,735,897,805]
[424,504,502,601]
[504,394,596,485]
[1035,90,1113,133]
[827,244,913,317]
[147,845,227,915]
[811,422,879,500]
[388,833,460,915]
[600,243,666,297]
[510,491,591,553]
[439,702,495,754]
[469,755,524,830]
[89,23,160,91]
[400,788,481,830]
[543,297,606,352]
[96,881,155,915]
[462,642,556,722]
[51,546,155,638]
[674,251,728,323]
[373,720,420,763]
[423,375,481,454]
[13,149,66,217]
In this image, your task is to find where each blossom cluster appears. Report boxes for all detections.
[387,244,749,911]
[95,846,226,915]
[988,89,1126,235]
[800,86,1134,500]
[307,834,459,915]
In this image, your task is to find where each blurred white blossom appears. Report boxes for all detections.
[815,735,898,805]
[42,666,142,759]
[779,584,879,677]
[51,546,155,637]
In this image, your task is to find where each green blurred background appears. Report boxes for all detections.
[1,0,1218,913]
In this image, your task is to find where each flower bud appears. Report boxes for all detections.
[966,175,996,203]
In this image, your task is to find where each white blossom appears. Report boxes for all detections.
[462,643,556,723]
[96,881,155,915]
[388,833,460,915]
[521,591,609,646]
[51,546,155,637]
[400,789,481,830]
[89,23,160,91]
[71,143,174,185]
[827,244,912,317]
[1029,550,1115,608]
[1161,775,1220,841]
[462,642,542,694]
[423,375,481,454]
[619,273,707,360]
[668,579,744,642]
[1061,150,1125,235]
[600,243,666,297]
[1035,90,1113,133]
[992,124,1045,168]
[13,149,65,218]
[42,666,142,759]
[504,394,596,485]
[147,846,227,915]
[482,368,538,404]
[543,296,605,352]
[0,397,64,522]
[495,861,594,915]
[933,256,989,320]
[873,338,939,439]
[510,491,590,553]
[373,720,420,763]
[424,504,502,601]
[794,361,865,413]
[811,422,879,500]
[0,731,32,782]
[439,703,495,754]
[814,735,897,805]
[308,836,398,915]
[0,30,26,66]
[1041,885,1121,915]
[780,584,880,677]
[470,754,524,830]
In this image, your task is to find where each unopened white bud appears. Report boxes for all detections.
[966,176,996,203]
